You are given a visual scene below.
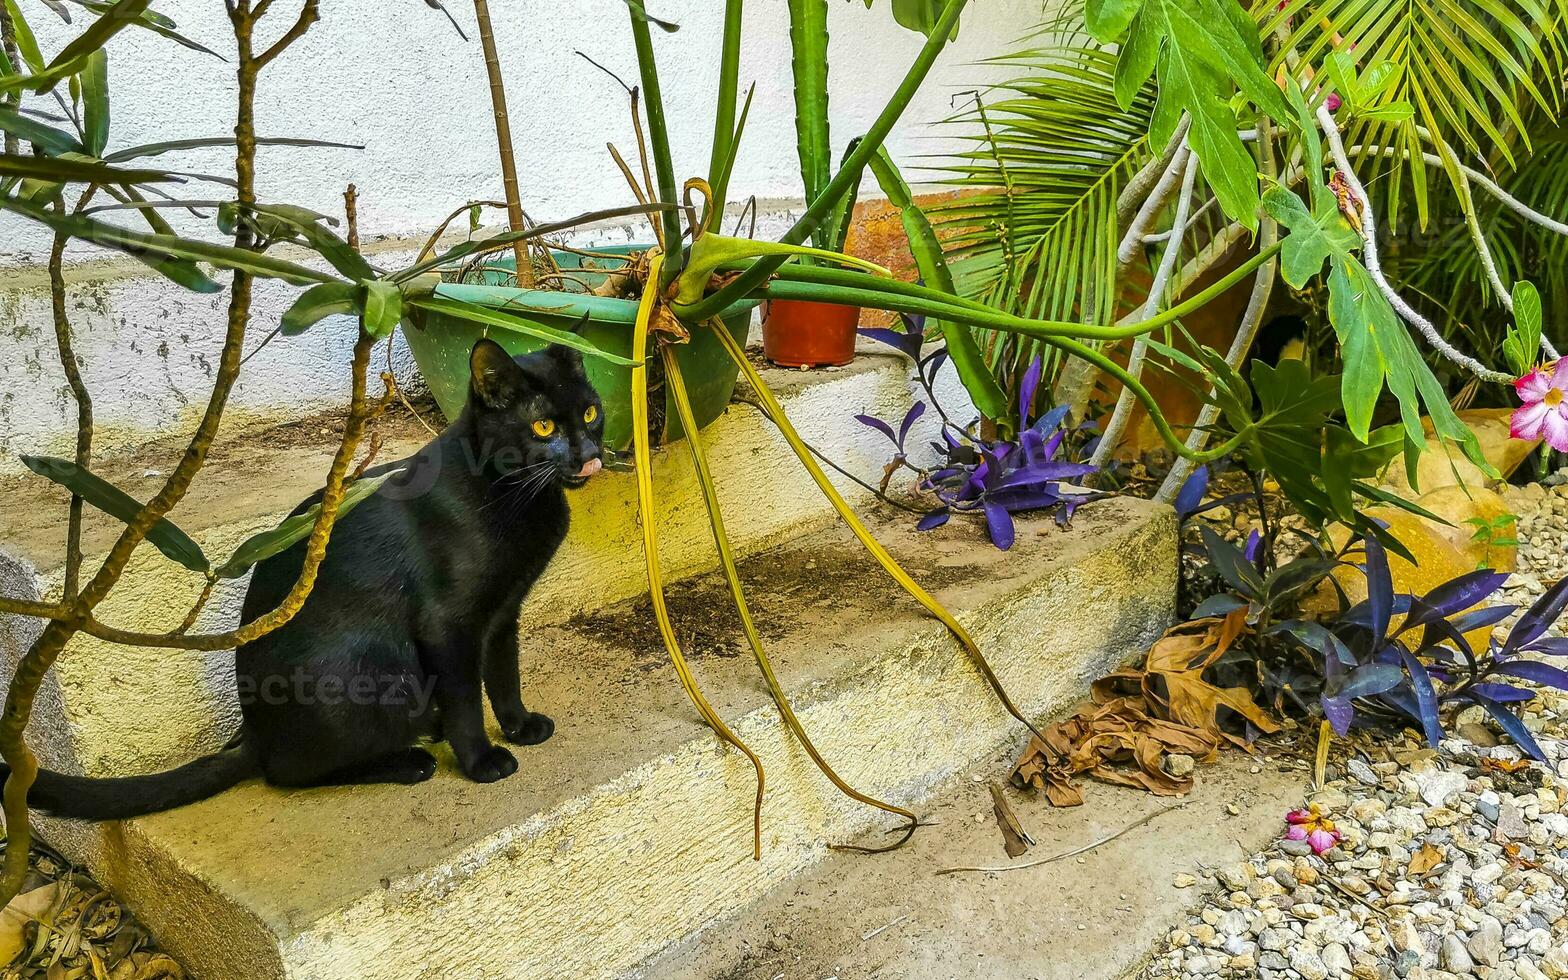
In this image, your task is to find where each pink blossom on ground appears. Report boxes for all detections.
[1511,362,1568,452]
[1284,805,1342,855]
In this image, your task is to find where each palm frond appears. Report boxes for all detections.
[1264,0,1568,227]
[932,40,1156,400]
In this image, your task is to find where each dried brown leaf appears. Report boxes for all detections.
[1408,842,1444,877]
[989,783,1033,857]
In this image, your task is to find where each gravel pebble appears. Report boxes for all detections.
[1141,484,1568,980]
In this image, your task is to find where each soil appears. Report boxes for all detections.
[568,535,973,667]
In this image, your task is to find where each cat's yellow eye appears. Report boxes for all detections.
[531,419,556,438]
[583,405,599,424]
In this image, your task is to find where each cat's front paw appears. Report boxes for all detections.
[502,711,555,746]
[461,745,518,783]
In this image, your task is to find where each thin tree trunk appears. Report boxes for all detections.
[472,0,533,287]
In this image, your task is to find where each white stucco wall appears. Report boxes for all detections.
[0,0,1044,469]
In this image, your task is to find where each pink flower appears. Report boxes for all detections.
[1325,92,1342,113]
[1284,804,1342,855]
[1511,362,1568,452]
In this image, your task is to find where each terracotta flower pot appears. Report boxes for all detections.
[761,298,860,368]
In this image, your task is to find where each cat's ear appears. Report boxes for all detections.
[544,343,586,379]
[470,338,528,409]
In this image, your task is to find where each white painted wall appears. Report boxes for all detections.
[0,0,1044,469]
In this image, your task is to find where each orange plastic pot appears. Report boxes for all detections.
[761,298,860,367]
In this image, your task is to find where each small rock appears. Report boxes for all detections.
[1347,759,1379,786]
[1173,873,1198,888]
[1468,918,1504,967]
[1291,946,1330,980]
[1417,770,1469,807]
[1322,942,1352,975]
[1165,753,1196,778]
[1440,933,1475,973]
[1496,802,1531,839]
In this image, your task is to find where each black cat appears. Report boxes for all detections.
[17,339,604,819]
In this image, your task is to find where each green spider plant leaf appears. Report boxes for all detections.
[20,455,208,574]
[281,282,360,336]
[673,232,890,307]
[409,296,641,366]
[213,471,398,579]
[867,148,1008,422]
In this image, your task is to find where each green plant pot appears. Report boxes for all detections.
[401,246,759,452]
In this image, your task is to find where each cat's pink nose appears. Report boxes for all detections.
[576,458,602,479]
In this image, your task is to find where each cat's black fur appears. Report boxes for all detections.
[18,339,604,819]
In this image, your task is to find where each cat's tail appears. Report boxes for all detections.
[0,740,261,820]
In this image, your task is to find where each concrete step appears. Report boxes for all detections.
[40,497,1177,980]
[0,349,967,780]
[646,741,1307,980]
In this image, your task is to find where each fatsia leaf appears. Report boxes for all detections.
[20,455,207,573]
[1110,0,1293,227]
[213,471,397,579]
[1263,185,1361,290]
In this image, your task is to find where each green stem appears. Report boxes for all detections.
[680,0,968,319]
[627,0,684,283]
[731,239,1282,345]
[705,0,743,221]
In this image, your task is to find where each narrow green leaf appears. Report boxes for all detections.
[0,108,85,155]
[3,0,45,72]
[45,0,151,73]
[867,148,1008,421]
[106,136,362,163]
[20,455,208,573]
[410,296,642,366]
[0,194,335,286]
[213,471,397,579]
[281,282,360,336]
[80,49,108,158]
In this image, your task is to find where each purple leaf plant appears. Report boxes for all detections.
[854,321,1102,550]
